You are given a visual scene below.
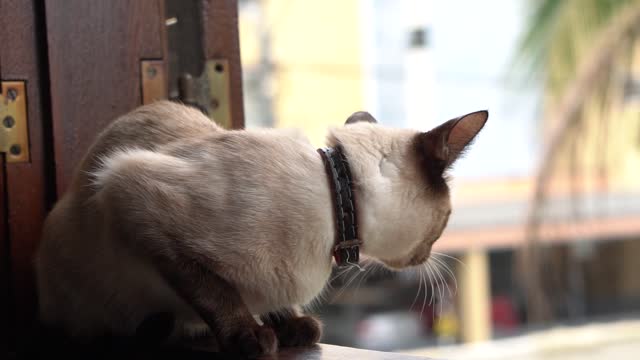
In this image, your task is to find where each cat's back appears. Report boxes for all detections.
[72,101,220,191]
[37,102,223,332]
[94,100,219,153]
[161,127,323,197]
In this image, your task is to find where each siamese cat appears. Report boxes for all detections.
[36,101,487,356]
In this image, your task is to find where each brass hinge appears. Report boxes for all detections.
[172,59,233,129]
[0,82,29,163]
[205,59,232,129]
[145,58,232,129]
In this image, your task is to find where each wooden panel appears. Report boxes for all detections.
[0,0,52,345]
[202,0,245,128]
[45,0,167,195]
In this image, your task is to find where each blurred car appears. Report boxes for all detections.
[354,311,432,351]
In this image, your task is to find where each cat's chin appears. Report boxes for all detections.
[376,254,431,270]
[357,255,408,271]
[377,257,413,270]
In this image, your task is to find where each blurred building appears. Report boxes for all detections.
[238,0,640,351]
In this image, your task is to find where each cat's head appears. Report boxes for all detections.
[328,110,487,269]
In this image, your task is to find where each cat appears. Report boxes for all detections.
[35,101,487,357]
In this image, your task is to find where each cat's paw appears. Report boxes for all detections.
[225,325,278,358]
[273,316,322,348]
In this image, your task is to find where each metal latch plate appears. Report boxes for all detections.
[0,82,29,163]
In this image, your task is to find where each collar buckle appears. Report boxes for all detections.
[333,239,362,266]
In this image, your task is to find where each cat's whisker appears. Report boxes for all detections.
[420,265,428,319]
[424,262,435,307]
[427,262,441,318]
[335,266,351,278]
[329,267,354,300]
[353,265,372,297]
[332,253,375,287]
[364,260,385,278]
[424,266,429,317]
[332,265,363,302]
[361,258,378,275]
[345,266,361,285]
[432,259,452,299]
[347,262,365,272]
[314,285,331,307]
[369,261,389,285]
[432,260,447,317]
[350,264,369,291]
[433,264,444,316]
[374,261,386,275]
[431,255,458,294]
[410,267,424,311]
[432,251,466,269]
[329,265,353,283]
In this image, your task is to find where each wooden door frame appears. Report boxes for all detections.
[0,0,54,348]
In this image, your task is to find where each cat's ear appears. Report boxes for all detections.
[418,110,488,168]
[345,111,377,125]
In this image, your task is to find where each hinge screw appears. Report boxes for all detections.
[9,144,21,156]
[6,88,18,101]
[3,116,15,128]
[146,66,158,79]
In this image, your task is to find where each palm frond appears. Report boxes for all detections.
[516,0,640,322]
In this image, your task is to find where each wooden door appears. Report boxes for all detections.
[45,0,169,195]
[1,0,244,351]
[46,0,245,194]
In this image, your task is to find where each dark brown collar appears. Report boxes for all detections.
[317,145,362,267]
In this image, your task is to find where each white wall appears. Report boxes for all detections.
[362,0,541,180]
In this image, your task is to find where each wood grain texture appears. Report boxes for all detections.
[0,0,51,345]
[45,0,166,195]
[202,0,245,129]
